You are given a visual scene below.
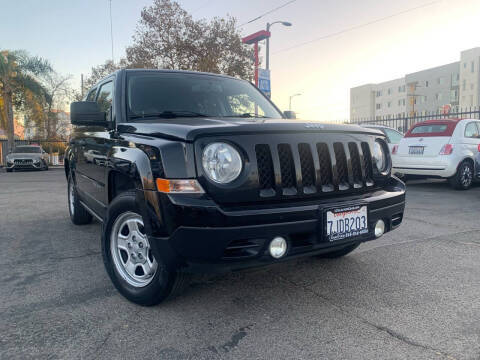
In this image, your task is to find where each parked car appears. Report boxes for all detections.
[360,124,404,153]
[5,145,49,172]
[393,118,480,189]
[65,69,405,305]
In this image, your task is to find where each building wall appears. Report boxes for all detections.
[350,47,480,121]
[373,78,406,119]
[350,84,375,121]
[459,48,480,108]
[405,62,459,115]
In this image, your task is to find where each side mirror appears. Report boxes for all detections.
[70,101,107,126]
[284,110,296,119]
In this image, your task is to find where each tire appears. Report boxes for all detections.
[43,161,49,171]
[317,243,360,259]
[448,160,474,190]
[68,173,93,225]
[102,191,190,306]
[6,169,12,173]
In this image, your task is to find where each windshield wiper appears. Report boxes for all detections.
[129,110,209,120]
[222,113,272,118]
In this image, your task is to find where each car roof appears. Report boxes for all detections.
[360,124,400,131]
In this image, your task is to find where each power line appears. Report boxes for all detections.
[238,0,297,27]
[273,0,441,54]
[191,1,215,14]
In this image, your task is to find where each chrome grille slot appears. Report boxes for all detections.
[348,142,363,188]
[298,143,315,193]
[278,144,297,195]
[333,142,349,190]
[255,144,275,191]
[316,143,334,191]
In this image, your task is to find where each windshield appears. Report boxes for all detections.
[127,72,283,120]
[12,146,41,154]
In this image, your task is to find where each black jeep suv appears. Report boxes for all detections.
[65,69,405,305]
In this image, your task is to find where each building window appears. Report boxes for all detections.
[398,86,401,92]
[387,101,391,108]
[464,62,467,69]
[450,89,458,103]
[435,93,442,101]
[376,103,381,110]
[425,81,429,87]
[376,90,382,97]
[472,61,475,73]
[437,77,445,85]
[462,80,466,91]
[402,99,406,106]
[387,88,392,95]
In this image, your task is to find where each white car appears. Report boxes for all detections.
[393,118,480,189]
[361,125,404,154]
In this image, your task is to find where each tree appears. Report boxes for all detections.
[0,50,52,150]
[82,59,128,94]
[125,0,253,79]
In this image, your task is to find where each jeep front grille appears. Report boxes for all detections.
[255,141,375,197]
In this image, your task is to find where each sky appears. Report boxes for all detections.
[2,0,480,121]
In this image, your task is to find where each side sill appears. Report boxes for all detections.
[79,201,104,223]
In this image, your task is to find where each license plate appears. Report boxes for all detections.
[325,205,368,241]
[409,146,424,155]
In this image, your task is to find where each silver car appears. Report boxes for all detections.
[5,145,49,172]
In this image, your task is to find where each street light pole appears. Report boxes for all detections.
[265,21,292,71]
[289,93,302,111]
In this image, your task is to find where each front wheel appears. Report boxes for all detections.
[102,191,190,306]
[316,243,360,259]
[448,161,474,190]
[6,168,12,173]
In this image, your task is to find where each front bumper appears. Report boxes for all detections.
[6,161,43,170]
[142,177,406,273]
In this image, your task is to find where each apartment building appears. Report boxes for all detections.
[350,47,480,121]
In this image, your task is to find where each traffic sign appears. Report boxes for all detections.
[258,69,271,97]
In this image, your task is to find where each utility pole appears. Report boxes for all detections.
[265,21,291,71]
[81,74,84,98]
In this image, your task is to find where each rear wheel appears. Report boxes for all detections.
[68,173,93,225]
[102,191,190,306]
[317,243,360,259]
[6,168,12,173]
[449,160,473,190]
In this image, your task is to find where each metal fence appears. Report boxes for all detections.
[349,107,480,133]
[0,139,68,166]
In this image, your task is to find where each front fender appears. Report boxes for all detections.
[107,145,165,238]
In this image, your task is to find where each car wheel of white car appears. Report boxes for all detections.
[449,161,474,190]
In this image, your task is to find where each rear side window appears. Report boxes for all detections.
[411,125,447,134]
[464,122,480,138]
[384,128,403,144]
[405,121,457,137]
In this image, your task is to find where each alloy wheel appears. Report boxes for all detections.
[110,212,158,287]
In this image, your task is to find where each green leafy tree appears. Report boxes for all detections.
[125,0,253,79]
[0,50,52,150]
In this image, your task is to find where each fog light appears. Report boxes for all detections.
[375,220,385,238]
[269,237,287,259]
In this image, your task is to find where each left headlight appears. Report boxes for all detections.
[373,139,389,173]
[202,142,243,184]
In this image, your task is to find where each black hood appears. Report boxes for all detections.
[117,117,383,142]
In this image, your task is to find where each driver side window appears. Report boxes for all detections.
[96,81,114,118]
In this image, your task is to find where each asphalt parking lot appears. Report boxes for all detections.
[1,169,479,360]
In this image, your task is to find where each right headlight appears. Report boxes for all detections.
[373,139,389,173]
[202,142,243,184]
